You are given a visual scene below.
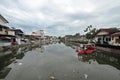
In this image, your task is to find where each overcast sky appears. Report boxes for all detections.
[0,0,120,36]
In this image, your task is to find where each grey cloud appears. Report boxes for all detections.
[0,0,120,36]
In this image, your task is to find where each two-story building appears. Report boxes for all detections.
[0,14,9,35]
[0,15,17,46]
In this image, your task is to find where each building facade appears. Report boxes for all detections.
[95,28,120,46]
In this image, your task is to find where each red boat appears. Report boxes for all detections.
[78,44,96,55]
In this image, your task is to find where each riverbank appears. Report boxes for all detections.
[96,46,120,55]
[0,44,32,52]
[65,41,120,54]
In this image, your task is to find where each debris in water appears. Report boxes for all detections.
[50,76,55,80]
[84,74,88,79]
[18,62,22,65]
[73,70,75,73]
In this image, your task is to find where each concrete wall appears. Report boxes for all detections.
[97,31,108,35]
[0,28,7,35]
[0,18,6,26]
[111,36,120,46]
[8,30,15,36]
[36,30,44,37]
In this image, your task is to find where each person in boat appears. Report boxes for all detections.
[87,45,95,50]
[80,44,87,50]
[80,44,83,50]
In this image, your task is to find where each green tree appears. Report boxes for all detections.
[84,25,97,39]
[73,33,80,37]
[84,25,92,32]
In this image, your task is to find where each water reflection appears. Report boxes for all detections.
[0,44,39,79]
[35,45,45,53]
[0,54,15,79]
[0,41,56,79]
[64,42,120,70]
[95,51,120,70]
[0,41,119,80]
[78,53,96,63]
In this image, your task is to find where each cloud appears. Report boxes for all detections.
[0,0,120,36]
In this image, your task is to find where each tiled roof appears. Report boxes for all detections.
[111,32,120,36]
[95,28,120,35]
[0,14,9,23]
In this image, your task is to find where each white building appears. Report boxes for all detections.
[0,14,8,26]
[8,29,15,36]
[36,30,44,38]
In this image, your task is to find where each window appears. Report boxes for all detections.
[106,38,108,41]
[112,37,114,40]
[109,38,111,41]
[0,27,2,31]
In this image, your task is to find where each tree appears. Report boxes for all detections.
[58,36,61,39]
[84,25,97,39]
[73,33,80,37]
[84,25,92,32]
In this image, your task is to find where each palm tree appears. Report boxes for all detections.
[84,25,92,32]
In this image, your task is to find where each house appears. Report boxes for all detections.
[0,14,9,26]
[0,15,14,46]
[0,15,18,46]
[111,32,120,46]
[13,29,24,37]
[12,29,25,44]
[8,29,15,36]
[32,32,36,36]
[95,28,120,45]
[31,30,45,41]
[0,26,9,35]
[0,14,9,35]
[64,35,73,41]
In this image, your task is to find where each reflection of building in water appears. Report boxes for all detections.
[95,52,120,70]
[77,51,120,69]
[0,50,12,57]
[0,54,15,79]
[78,53,97,64]
[15,52,24,59]
[64,41,120,69]
[64,41,77,50]
[41,46,45,53]
[36,45,45,53]
[15,46,32,59]
[0,68,11,79]
[0,46,31,79]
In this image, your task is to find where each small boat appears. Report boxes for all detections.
[78,44,96,55]
[11,42,18,45]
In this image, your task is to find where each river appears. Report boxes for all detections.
[0,42,120,80]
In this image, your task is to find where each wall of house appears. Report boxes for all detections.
[111,36,120,46]
[0,28,7,35]
[8,30,15,36]
[97,31,108,35]
[36,30,44,37]
[0,18,7,26]
[104,36,111,42]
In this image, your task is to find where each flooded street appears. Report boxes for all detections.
[0,42,120,80]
